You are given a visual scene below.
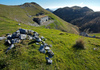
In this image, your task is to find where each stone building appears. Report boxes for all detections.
[33,15,49,25]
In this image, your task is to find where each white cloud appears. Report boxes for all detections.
[45,5,67,9]
[89,6,100,12]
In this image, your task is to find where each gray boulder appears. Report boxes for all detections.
[45,46,50,50]
[19,29,28,34]
[36,38,41,42]
[47,50,54,58]
[32,37,35,40]
[19,34,27,40]
[16,30,20,33]
[5,40,11,45]
[6,44,14,53]
[6,33,10,36]
[12,32,20,38]
[11,39,20,44]
[9,44,14,49]
[44,43,48,47]
[35,36,41,42]
[7,35,12,40]
[27,30,34,35]
[0,37,6,40]
[36,42,40,45]
[46,57,52,64]
[33,32,39,36]
[42,41,48,47]
[39,44,46,53]
[41,36,44,40]
[27,35,33,40]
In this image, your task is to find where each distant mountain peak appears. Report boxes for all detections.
[83,6,93,11]
[46,8,53,12]
[20,2,40,7]
[53,6,100,33]
[71,6,81,9]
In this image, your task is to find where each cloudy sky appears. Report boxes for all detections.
[0,0,100,11]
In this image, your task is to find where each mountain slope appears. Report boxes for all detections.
[53,6,100,33]
[0,2,79,34]
[53,6,93,22]
[72,12,100,33]
[46,8,53,12]
[0,16,100,70]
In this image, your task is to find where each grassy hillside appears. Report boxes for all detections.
[0,2,79,34]
[89,33,100,37]
[0,16,100,70]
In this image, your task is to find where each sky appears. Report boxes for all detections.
[0,0,100,11]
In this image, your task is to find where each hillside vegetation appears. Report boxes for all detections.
[0,15,100,70]
[53,6,100,33]
[0,2,79,34]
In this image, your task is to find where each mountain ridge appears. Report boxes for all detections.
[53,6,100,33]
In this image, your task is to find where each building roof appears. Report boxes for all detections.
[35,15,48,19]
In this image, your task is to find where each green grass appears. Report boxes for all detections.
[89,33,100,37]
[0,3,79,34]
[46,13,79,34]
[0,17,100,70]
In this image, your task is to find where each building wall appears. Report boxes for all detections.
[40,16,48,25]
[33,16,49,25]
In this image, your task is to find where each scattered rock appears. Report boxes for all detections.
[11,38,20,44]
[36,42,40,45]
[46,57,52,64]
[0,37,6,40]
[18,23,20,25]
[27,35,33,40]
[47,50,54,58]
[35,36,42,42]
[6,44,14,53]
[2,28,54,64]
[19,34,27,40]
[33,32,39,36]
[39,44,46,53]
[6,33,10,36]
[27,30,34,35]
[5,40,11,45]
[19,28,28,34]
[93,48,96,50]
[7,35,12,40]
[45,46,50,50]
[93,48,98,50]
[41,36,44,40]
[12,32,20,38]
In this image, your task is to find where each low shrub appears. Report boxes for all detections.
[73,38,85,49]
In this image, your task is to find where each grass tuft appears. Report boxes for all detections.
[73,38,85,49]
